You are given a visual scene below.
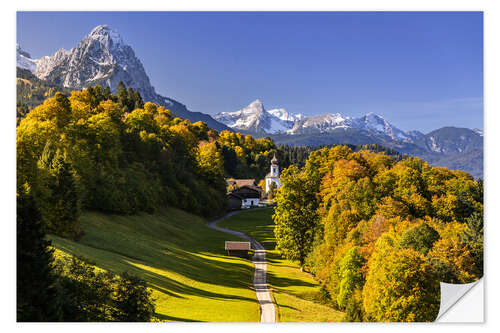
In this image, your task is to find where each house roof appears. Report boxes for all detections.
[226,179,256,187]
[228,193,243,200]
[225,241,251,251]
[230,185,262,198]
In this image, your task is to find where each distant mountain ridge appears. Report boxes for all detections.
[215,100,483,177]
[215,99,423,142]
[16,25,231,132]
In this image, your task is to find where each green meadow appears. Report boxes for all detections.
[49,208,259,322]
[218,208,344,322]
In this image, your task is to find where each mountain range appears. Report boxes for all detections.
[16,25,483,178]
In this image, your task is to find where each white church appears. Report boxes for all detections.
[265,154,281,194]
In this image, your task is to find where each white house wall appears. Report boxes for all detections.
[242,198,260,207]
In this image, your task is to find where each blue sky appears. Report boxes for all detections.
[17,11,483,133]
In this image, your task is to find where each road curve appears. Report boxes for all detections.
[207,211,276,323]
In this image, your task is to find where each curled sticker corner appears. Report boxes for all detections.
[435,278,483,322]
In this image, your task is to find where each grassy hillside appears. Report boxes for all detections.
[218,208,344,322]
[49,208,260,322]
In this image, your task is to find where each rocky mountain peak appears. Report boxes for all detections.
[85,25,125,50]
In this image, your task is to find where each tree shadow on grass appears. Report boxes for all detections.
[267,271,316,289]
[53,236,259,302]
[121,257,260,303]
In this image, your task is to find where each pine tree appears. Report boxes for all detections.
[17,184,61,321]
[116,81,128,109]
[460,212,483,276]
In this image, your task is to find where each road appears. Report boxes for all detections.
[207,211,276,323]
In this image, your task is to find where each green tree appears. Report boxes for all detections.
[460,212,483,277]
[37,148,82,239]
[56,256,115,321]
[17,184,61,321]
[399,222,440,255]
[268,181,277,200]
[337,246,365,309]
[111,272,156,322]
[273,165,320,267]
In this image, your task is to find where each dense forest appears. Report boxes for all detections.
[277,143,408,170]
[273,145,483,322]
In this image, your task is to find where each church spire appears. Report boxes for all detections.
[271,153,278,165]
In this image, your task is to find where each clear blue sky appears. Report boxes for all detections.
[17,11,483,133]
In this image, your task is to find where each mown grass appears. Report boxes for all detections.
[218,208,345,322]
[49,207,260,322]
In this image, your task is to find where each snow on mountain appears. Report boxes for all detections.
[16,44,38,72]
[34,25,161,104]
[288,113,349,134]
[214,99,301,134]
[267,108,304,122]
[349,113,410,140]
[216,100,418,142]
[473,128,483,137]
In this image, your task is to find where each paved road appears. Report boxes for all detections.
[207,211,276,323]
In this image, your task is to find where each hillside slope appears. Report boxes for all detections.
[49,208,260,322]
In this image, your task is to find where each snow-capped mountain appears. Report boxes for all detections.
[16,25,230,132]
[34,25,162,105]
[17,44,38,72]
[348,113,410,141]
[213,99,303,134]
[216,100,415,141]
[289,112,412,141]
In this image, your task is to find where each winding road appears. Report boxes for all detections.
[207,211,276,323]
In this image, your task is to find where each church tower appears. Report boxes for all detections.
[270,154,279,177]
[265,154,281,194]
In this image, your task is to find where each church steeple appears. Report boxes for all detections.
[265,153,281,194]
[270,154,279,177]
[271,154,278,165]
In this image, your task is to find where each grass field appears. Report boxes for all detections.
[218,208,345,322]
[49,208,260,322]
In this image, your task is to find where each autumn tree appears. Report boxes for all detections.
[363,234,440,322]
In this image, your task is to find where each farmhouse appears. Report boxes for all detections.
[230,185,261,208]
[226,178,263,209]
[225,241,251,258]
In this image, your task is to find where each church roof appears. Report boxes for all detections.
[271,154,278,165]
